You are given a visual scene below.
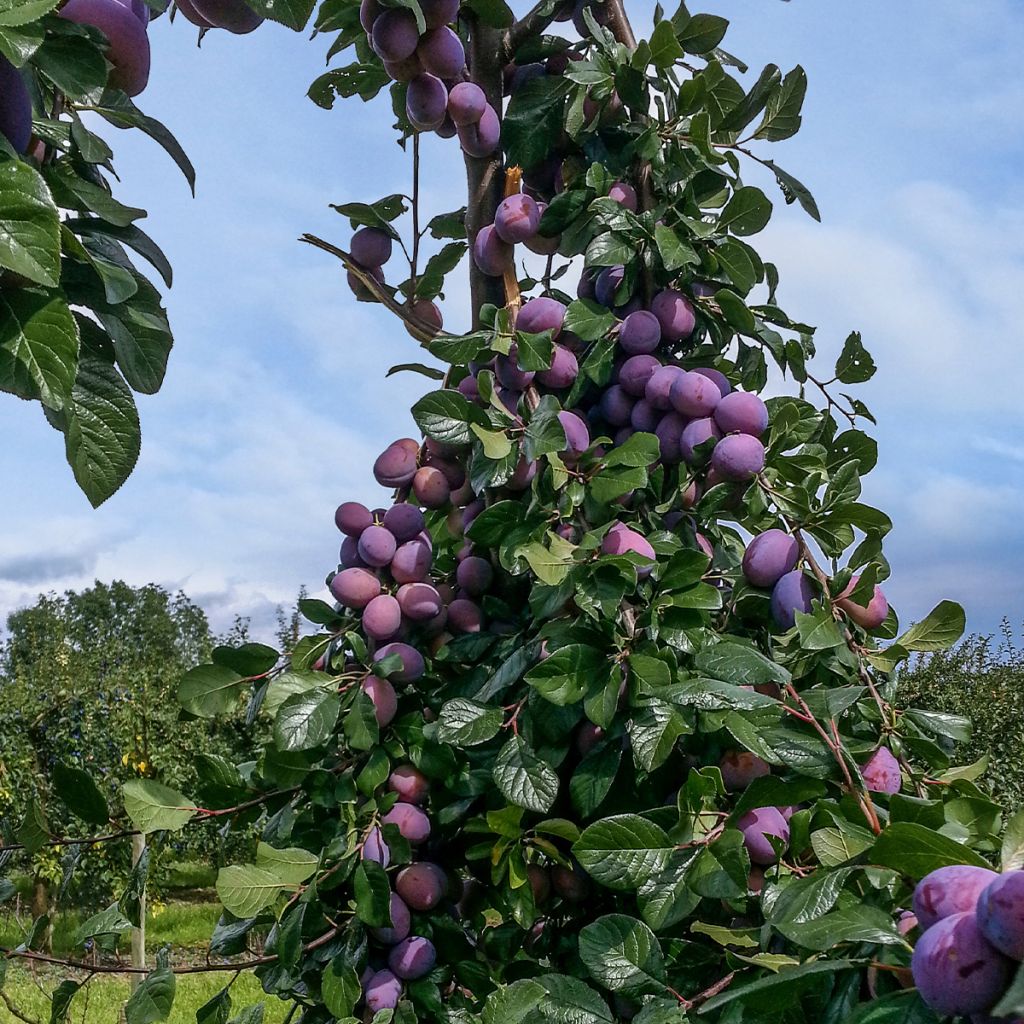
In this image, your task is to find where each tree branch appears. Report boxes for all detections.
[2,927,339,977]
[604,0,636,50]
[504,0,564,58]
[463,11,507,323]
[0,989,40,1024]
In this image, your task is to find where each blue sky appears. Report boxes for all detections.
[2,0,1023,640]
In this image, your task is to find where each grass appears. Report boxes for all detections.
[0,967,291,1023]
[0,895,288,1023]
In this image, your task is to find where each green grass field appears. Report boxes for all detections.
[1,968,290,1023]
[0,883,290,1023]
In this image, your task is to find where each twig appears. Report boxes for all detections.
[0,989,40,1024]
[411,133,421,296]
[504,0,565,58]
[2,927,339,977]
[299,234,441,344]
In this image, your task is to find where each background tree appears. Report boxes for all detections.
[0,581,265,922]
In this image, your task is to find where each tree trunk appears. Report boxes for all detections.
[31,875,53,952]
[463,14,507,323]
[129,833,147,990]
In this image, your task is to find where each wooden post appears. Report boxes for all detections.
[129,832,147,989]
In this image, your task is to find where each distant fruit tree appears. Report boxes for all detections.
[2,1,1022,1023]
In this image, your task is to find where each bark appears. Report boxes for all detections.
[463,13,507,324]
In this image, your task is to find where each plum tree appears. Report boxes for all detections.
[4,3,1015,1023]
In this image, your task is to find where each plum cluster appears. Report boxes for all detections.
[358,0,498,157]
[472,189,562,278]
[740,529,889,632]
[358,764,448,1012]
[911,865,1024,1019]
[330,435,502,688]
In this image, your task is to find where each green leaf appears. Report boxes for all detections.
[0,156,60,286]
[526,644,608,706]
[58,352,141,507]
[718,186,772,237]
[0,0,60,28]
[766,867,854,927]
[602,431,660,468]
[627,699,689,771]
[753,65,807,141]
[322,957,361,1019]
[412,388,488,446]
[0,22,44,65]
[841,991,939,1024]
[993,963,1024,1018]
[570,742,621,817]
[699,960,857,1013]
[416,241,468,299]
[733,777,826,819]
[678,13,728,54]
[695,642,790,688]
[493,737,559,813]
[122,779,196,834]
[764,159,821,221]
[471,422,513,459]
[274,689,341,752]
[33,34,108,96]
[87,92,196,194]
[574,815,673,890]
[124,956,175,1024]
[896,601,965,653]
[834,331,876,384]
[216,865,291,918]
[237,0,314,28]
[309,62,390,106]
[73,904,131,946]
[437,698,504,747]
[579,914,665,992]
[871,822,992,878]
[774,904,899,951]
[255,842,318,885]
[17,798,49,853]
[354,859,392,927]
[52,762,109,826]
[50,980,80,1024]
[503,76,572,170]
[649,20,683,68]
[195,988,232,1024]
[1002,807,1024,871]
[537,973,616,1024]
[178,664,245,718]
[119,846,150,928]
[687,830,750,898]
[0,288,78,410]
[483,979,547,1024]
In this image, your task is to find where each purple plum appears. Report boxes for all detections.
[770,570,814,629]
[913,865,1000,931]
[911,912,1010,1017]
[737,807,789,865]
[978,871,1024,960]
[742,529,799,589]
